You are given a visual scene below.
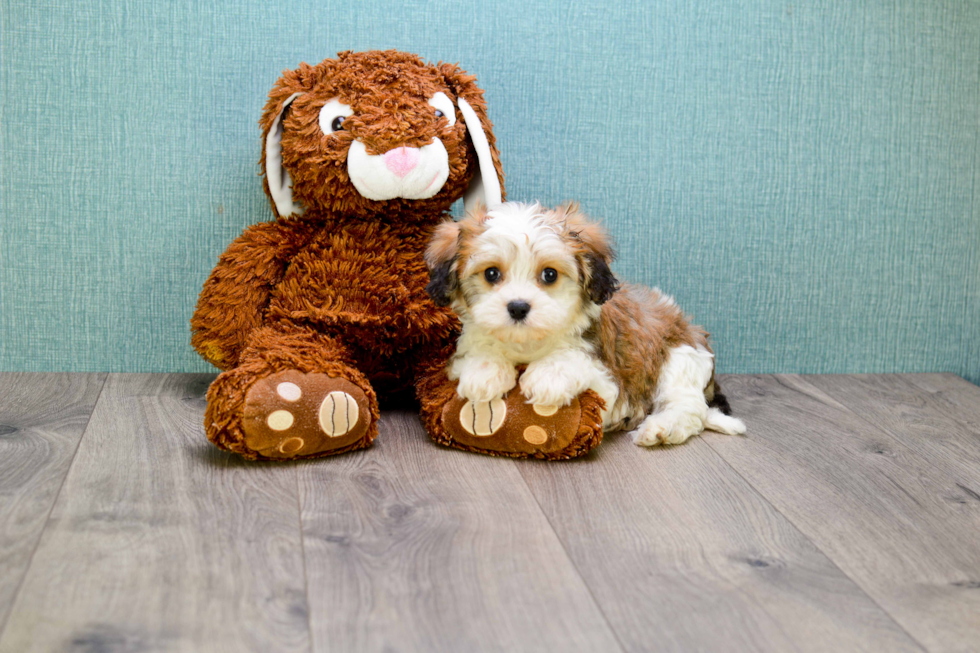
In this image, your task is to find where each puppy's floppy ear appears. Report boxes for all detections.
[584,253,619,305]
[259,63,318,218]
[560,202,620,305]
[439,64,505,211]
[425,219,463,307]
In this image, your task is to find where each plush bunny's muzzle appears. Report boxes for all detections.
[347,140,450,201]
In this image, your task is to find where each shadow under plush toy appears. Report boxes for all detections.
[192,50,604,460]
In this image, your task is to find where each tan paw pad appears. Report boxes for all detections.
[459,398,507,436]
[318,391,359,437]
[523,425,548,445]
[267,410,294,431]
[278,437,305,454]
[277,382,302,401]
[532,404,558,416]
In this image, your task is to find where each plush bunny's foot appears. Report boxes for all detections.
[441,392,603,459]
[429,391,604,460]
[206,364,377,461]
[416,363,604,460]
[241,370,373,459]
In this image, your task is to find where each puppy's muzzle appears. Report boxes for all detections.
[507,300,531,322]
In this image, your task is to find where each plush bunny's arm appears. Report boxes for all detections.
[191,219,314,370]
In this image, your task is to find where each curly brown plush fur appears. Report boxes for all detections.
[192,50,602,460]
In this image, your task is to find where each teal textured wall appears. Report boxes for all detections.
[1,1,978,380]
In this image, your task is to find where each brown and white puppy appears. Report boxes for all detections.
[426,202,745,446]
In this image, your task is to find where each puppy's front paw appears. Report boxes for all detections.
[633,410,704,446]
[519,361,588,407]
[456,360,518,403]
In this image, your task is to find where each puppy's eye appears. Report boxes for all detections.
[318,98,353,136]
[484,267,501,283]
[541,268,559,284]
[428,92,457,126]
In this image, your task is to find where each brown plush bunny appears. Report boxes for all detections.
[192,50,604,460]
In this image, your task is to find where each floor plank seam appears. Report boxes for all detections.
[513,462,630,653]
[701,380,930,652]
[896,377,980,447]
[293,464,316,653]
[0,373,109,640]
[797,375,980,479]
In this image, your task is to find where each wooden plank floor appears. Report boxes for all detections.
[1,373,978,652]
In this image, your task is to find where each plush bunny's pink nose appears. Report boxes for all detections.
[383,146,419,178]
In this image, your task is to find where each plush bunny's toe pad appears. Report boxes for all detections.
[439,391,604,459]
[243,370,372,459]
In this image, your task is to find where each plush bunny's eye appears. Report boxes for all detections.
[319,98,353,136]
[428,92,457,126]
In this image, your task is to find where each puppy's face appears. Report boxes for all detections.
[426,203,619,344]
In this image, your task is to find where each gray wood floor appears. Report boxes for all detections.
[1,373,978,652]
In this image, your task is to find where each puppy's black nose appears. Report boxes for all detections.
[507,300,531,321]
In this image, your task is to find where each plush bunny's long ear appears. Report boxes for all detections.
[440,63,505,212]
[264,92,305,217]
[458,97,502,211]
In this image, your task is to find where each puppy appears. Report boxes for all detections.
[425,202,746,446]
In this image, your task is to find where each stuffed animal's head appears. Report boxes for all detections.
[259,50,505,221]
